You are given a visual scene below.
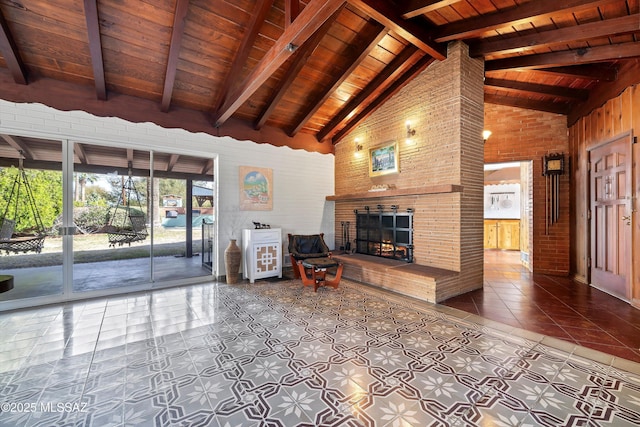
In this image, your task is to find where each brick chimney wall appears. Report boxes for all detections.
[333,41,484,301]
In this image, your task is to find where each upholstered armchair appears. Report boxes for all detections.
[288,233,331,278]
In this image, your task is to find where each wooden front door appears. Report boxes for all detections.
[589,132,633,300]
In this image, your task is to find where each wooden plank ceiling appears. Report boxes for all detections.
[0,0,638,159]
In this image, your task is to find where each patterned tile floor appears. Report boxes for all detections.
[1,275,640,426]
[444,251,640,363]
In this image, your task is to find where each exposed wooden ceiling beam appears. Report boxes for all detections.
[74,143,88,164]
[167,154,179,172]
[518,64,618,81]
[83,0,107,100]
[161,0,190,113]
[0,10,27,84]
[435,0,620,42]
[347,0,446,60]
[285,0,301,27]
[485,41,640,71]
[402,1,463,19]
[484,77,589,101]
[0,157,213,181]
[317,45,421,142]
[484,93,571,115]
[288,23,387,136]
[568,59,640,125]
[254,5,344,130]
[201,158,213,175]
[1,134,36,159]
[212,0,275,114]
[471,14,640,57]
[332,55,435,144]
[213,0,345,127]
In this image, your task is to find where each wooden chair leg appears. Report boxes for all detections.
[296,261,315,287]
[291,255,301,278]
[324,263,343,289]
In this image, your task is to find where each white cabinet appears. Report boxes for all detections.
[242,228,282,283]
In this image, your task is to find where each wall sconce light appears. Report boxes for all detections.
[405,121,416,144]
[355,137,363,152]
[406,121,416,139]
[482,130,492,143]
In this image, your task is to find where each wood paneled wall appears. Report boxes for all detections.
[569,83,640,307]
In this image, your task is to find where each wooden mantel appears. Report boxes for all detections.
[326,184,463,201]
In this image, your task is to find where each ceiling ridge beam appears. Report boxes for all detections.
[435,0,620,43]
[402,1,464,19]
[254,4,345,130]
[288,23,387,137]
[485,40,640,71]
[83,0,107,100]
[484,93,571,115]
[212,0,275,114]
[347,0,445,60]
[161,0,190,113]
[0,10,27,84]
[213,0,345,127]
[471,13,640,57]
[484,77,589,101]
[332,55,435,144]
[317,45,421,142]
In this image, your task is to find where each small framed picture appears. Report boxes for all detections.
[369,141,399,177]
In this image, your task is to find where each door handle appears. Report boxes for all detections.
[622,215,631,225]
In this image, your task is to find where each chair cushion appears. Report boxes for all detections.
[289,234,330,259]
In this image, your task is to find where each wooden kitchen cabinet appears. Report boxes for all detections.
[484,219,520,250]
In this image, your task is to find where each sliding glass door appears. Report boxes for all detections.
[0,137,64,303]
[151,151,215,284]
[0,135,215,310]
[72,144,151,294]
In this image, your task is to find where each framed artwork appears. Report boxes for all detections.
[369,140,399,177]
[239,166,273,211]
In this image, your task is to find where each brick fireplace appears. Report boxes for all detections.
[330,41,485,303]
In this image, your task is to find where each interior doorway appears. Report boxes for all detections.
[483,161,533,271]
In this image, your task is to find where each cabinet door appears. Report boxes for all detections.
[484,220,498,249]
[253,243,280,277]
[498,220,520,250]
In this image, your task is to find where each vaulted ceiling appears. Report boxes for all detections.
[0,0,639,155]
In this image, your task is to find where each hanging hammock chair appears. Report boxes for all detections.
[106,163,148,247]
[0,157,46,255]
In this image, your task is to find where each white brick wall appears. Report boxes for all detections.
[0,100,335,276]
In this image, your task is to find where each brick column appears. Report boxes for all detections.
[334,41,485,302]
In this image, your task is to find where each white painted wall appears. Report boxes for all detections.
[0,100,335,277]
[484,183,521,219]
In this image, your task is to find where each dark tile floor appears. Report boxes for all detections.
[442,250,640,363]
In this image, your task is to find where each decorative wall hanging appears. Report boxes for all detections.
[239,166,273,211]
[369,141,399,177]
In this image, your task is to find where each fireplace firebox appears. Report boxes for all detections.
[354,206,413,263]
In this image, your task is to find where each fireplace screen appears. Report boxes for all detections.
[355,207,413,262]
